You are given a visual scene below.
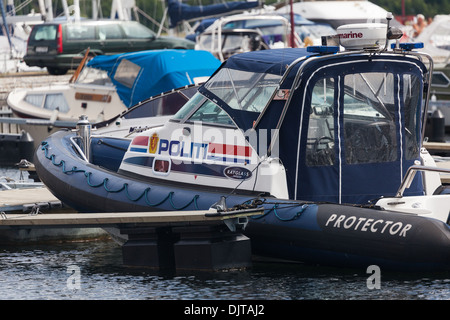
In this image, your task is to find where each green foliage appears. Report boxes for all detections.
[371,0,450,19]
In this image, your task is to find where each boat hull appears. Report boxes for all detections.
[246,203,450,271]
[35,131,450,271]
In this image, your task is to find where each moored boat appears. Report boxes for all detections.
[35,19,450,271]
[7,49,220,146]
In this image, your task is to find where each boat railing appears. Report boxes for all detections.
[70,115,91,162]
[395,165,450,197]
[69,136,89,163]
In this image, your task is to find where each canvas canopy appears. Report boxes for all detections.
[167,0,260,28]
[86,49,221,108]
[198,48,427,204]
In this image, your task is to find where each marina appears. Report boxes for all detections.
[0,208,261,271]
[0,0,449,302]
[33,20,450,273]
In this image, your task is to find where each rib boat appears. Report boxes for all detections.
[35,20,450,271]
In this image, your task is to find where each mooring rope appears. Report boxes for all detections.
[251,202,308,221]
[40,141,200,210]
[235,197,309,222]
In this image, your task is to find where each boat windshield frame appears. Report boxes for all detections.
[196,66,284,130]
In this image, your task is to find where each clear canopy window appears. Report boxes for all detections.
[343,72,398,164]
[77,67,113,86]
[305,71,421,166]
[306,77,335,166]
[188,99,234,126]
[114,59,141,88]
[203,68,281,113]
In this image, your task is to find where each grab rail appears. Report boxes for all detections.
[74,115,91,162]
[69,136,89,163]
[395,165,450,197]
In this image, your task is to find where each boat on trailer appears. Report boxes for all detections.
[35,18,450,271]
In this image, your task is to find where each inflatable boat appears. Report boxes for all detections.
[35,21,450,271]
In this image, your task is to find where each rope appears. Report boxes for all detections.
[96,139,129,152]
[239,197,309,222]
[40,141,200,210]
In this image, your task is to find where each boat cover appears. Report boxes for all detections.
[86,49,221,108]
[167,0,260,28]
[199,48,426,204]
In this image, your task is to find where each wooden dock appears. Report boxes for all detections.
[0,209,260,228]
[0,204,263,271]
[0,187,61,212]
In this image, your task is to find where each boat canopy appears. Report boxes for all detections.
[86,49,221,108]
[167,0,260,28]
[198,48,306,131]
[195,48,428,204]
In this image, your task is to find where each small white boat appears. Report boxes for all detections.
[93,84,199,139]
[276,0,395,29]
[6,49,220,146]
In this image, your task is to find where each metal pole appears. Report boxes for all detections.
[77,115,91,161]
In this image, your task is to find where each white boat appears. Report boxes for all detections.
[93,84,199,139]
[6,49,220,146]
[416,15,450,129]
[276,0,396,29]
[195,9,335,61]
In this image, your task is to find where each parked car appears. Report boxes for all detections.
[24,19,195,75]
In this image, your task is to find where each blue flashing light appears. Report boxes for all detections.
[390,42,424,51]
[306,46,340,54]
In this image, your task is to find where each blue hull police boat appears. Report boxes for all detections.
[35,20,450,271]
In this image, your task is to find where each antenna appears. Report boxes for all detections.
[385,12,403,51]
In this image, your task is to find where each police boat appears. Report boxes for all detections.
[35,19,450,271]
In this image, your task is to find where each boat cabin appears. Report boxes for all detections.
[119,23,432,205]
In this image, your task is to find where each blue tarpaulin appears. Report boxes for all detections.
[167,0,260,28]
[86,49,221,108]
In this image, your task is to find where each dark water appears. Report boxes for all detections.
[0,238,449,301]
[0,167,449,301]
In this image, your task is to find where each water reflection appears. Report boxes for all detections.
[0,239,449,300]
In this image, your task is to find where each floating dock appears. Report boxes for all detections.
[0,187,61,213]
[0,206,263,271]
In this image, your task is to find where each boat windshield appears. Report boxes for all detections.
[172,67,282,129]
[203,67,282,113]
[77,66,113,87]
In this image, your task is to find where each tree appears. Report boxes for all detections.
[371,0,450,20]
